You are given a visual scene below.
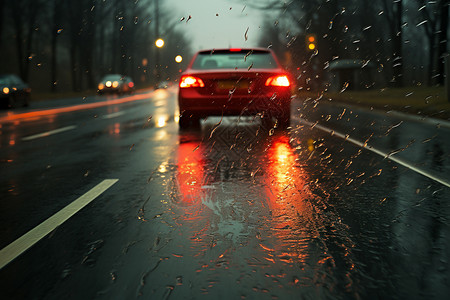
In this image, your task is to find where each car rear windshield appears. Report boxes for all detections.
[191,50,278,70]
[101,75,123,81]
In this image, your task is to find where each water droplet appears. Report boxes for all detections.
[340,82,349,93]
[377,64,384,72]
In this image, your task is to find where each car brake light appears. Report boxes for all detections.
[2,87,9,94]
[179,76,205,88]
[230,48,242,52]
[265,75,290,87]
[128,82,134,88]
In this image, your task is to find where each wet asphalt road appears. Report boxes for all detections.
[0,88,449,299]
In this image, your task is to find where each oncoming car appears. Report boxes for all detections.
[178,48,293,129]
[0,74,31,108]
[97,74,135,95]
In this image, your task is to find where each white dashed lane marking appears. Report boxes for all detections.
[21,125,77,141]
[0,179,119,269]
[101,111,125,119]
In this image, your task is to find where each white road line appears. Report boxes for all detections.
[0,179,118,270]
[101,111,125,119]
[21,125,77,141]
[299,118,450,188]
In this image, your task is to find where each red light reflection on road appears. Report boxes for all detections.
[176,141,205,205]
[108,123,120,135]
[263,135,313,262]
[9,134,16,146]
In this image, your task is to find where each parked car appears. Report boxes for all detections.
[178,48,293,129]
[0,74,31,108]
[155,80,170,89]
[97,74,135,95]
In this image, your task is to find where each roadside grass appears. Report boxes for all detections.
[298,86,449,121]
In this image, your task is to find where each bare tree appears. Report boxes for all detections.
[50,0,63,92]
[0,0,5,45]
[9,0,44,81]
[437,1,449,86]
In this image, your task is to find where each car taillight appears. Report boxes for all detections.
[265,75,290,87]
[179,76,205,88]
[128,82,134,88]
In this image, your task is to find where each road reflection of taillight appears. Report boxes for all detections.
[265,75,290,87]
[177,141,204,205]
[179,75,205,88]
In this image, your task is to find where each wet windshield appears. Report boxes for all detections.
[0,1,449,299]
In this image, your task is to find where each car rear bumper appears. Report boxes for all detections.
[178,89,291,116]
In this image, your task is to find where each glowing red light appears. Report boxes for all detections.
[179,76,205,88]
[265,75,290,87]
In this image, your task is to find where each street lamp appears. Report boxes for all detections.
[155,38,164,81]
[175,55,182,63]
[155,38,164,48]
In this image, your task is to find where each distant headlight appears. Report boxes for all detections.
[106,81,112,87]
[112,81,119,88]
[98,83,104,90]
[2,87,9,94]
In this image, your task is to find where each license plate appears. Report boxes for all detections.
[217,81,249,89]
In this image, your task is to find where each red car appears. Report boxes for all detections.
[178,48,293,129]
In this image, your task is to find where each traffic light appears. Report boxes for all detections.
[306,34,316,51]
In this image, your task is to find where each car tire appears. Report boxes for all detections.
[23,94,30,107]
[275,107,291,129]
[179,112,201,129]
[179,114,191,129]
[8,95,16,109]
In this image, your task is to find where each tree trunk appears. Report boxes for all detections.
[50,0,61,92]
[391,0,403,87]
[0,0,5,45]
[437,1,449,86]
